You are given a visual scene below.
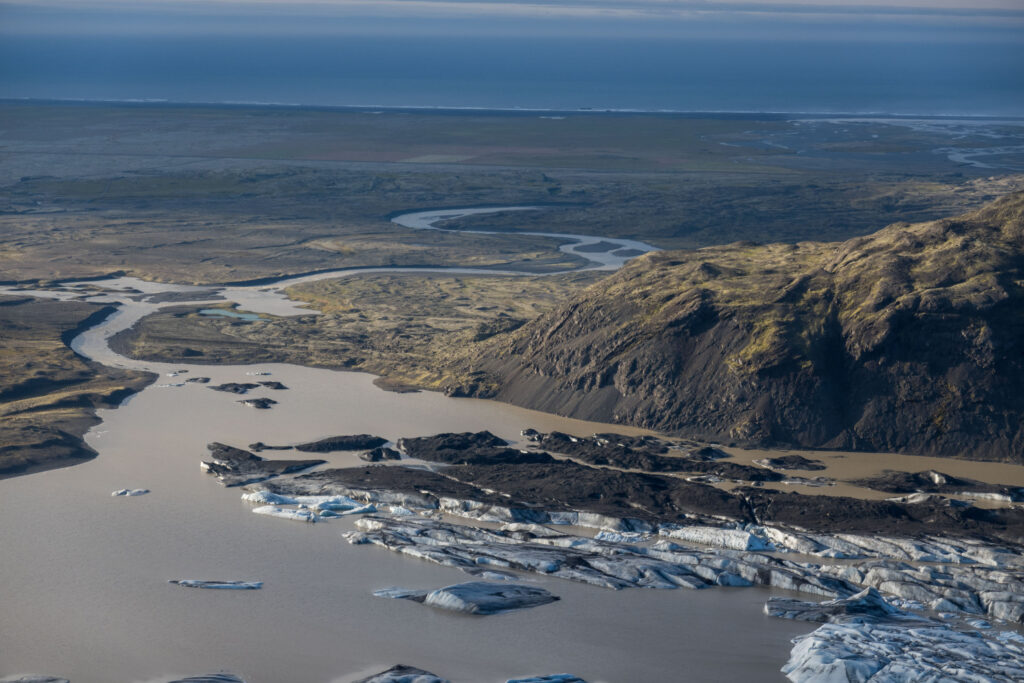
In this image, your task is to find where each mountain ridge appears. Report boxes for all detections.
[446,190,1024,462]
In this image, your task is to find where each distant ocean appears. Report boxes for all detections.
[2,34,1023,116]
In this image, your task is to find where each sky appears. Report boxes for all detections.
[3,0,1023,39]
[1,0,1022,113]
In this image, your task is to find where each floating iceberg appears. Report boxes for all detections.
[251,505,317,523]
[353,666,447,683]
[111,488,149,497]
[782,619,1024,682]
[659,525,771,551]
[347,516,848,595]
[593,531,649,544]
[169,580,262,590]
[243,491,376,522]
[241,490,298,505]
[374,581,559,615]
[765,587,899,622]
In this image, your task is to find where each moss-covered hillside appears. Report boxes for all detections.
[451,191,1024,461]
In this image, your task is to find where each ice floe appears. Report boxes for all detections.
[781,618,1024,682]
[242,490,378,521]
[342,511,1024,626]
[817,559,1024,623]
[251,505,318,523]
[374,581,559,615]
[346,516,854,595]
[767,587,1024,681]
[659,524,771,551]
[111,488,150,497]
[764,587,899,622]
[250,473,1024,627]
[248,467,1024,682]
[169,580,262,590]
[353,666,447,683]
[760,526,1024,567]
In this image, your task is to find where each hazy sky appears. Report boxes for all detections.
[2,0,1021,113]
[3,0,1023,39]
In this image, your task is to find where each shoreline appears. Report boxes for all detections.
[4,97,1023,123]
[0,204,653,480]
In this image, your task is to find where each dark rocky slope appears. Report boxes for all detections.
[448,191,1024,462]
[0,297,154,476]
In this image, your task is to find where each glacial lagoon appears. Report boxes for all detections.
[0,208,810,682]
[0,362,812,682]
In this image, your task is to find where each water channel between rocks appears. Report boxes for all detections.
[0,208,813,682]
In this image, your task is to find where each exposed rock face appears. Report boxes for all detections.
[248,442,292,452]
[740,487,1024,543]
[527,431,722,474]
[851,470,1024,501]
[294,434,388,453]
[524,430,782,481]
[450,460,753,522]
[208,383,260,394]
[397,431,555,465]
[270,459,751,525]
[361,446,402,462]
[397,431,505,456]
[257,456,1024,543]
[237,398,276,409]
[451,192,1024,461]
[374,581,559,615]
[200,443,324,487]
[753,455,826,471]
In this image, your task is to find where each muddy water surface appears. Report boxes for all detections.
[0,364,811,683]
